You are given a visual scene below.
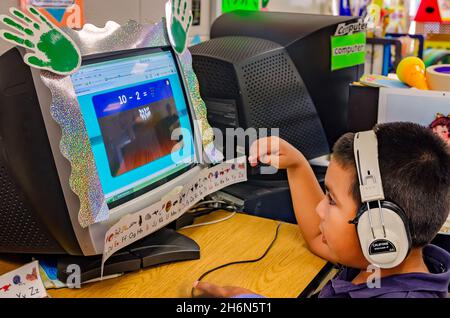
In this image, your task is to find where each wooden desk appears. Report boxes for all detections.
[0,211,327,298]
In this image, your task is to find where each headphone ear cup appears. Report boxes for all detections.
[356,202,411,269]
[382,201,412,248]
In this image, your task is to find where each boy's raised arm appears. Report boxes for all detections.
[249,137,336,262]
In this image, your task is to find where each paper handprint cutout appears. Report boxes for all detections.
[165,0,192,55]
[0,6,81,76]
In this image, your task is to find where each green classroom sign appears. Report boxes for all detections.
[331,32,366,71]
[222,0,261,13]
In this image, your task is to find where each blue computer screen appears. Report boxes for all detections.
[71,49,196,207]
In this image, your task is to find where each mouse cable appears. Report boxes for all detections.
[191,222,283,298]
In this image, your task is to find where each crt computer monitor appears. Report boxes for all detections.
[0,45,203,256]
[192,11,364,159]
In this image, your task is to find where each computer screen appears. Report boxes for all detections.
[71,47,197,209]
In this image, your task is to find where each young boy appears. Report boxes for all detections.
[193,122,450,298]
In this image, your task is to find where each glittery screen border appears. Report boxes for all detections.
[40,20,222,228]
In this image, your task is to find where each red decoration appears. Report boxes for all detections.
[414,0,442,23]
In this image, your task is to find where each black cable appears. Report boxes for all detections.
[191,222,283,298]
[189,201,240,218]
[192,206,238,218]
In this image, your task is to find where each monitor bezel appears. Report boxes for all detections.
[73,45,201,209]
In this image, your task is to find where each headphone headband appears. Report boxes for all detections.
[354,131,385,203]
[352,130,411,268]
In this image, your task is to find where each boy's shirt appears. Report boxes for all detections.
[234,244,449,298]
[319,244,450,298]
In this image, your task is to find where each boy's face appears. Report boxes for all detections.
[315,159,369,269]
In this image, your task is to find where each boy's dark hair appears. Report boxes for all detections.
[332,122,450,248]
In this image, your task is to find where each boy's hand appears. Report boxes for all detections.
[193,281,255,298]
[248,136,305,170]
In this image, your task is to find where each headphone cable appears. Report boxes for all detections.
[191,222,282,298]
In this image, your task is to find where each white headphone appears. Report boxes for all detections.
[349,130,412,269]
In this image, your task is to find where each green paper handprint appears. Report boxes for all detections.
[0,6,81,75]
[222,0,261,13]
[168,0,192,55]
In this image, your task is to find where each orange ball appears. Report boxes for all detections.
[396,57,429,90]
